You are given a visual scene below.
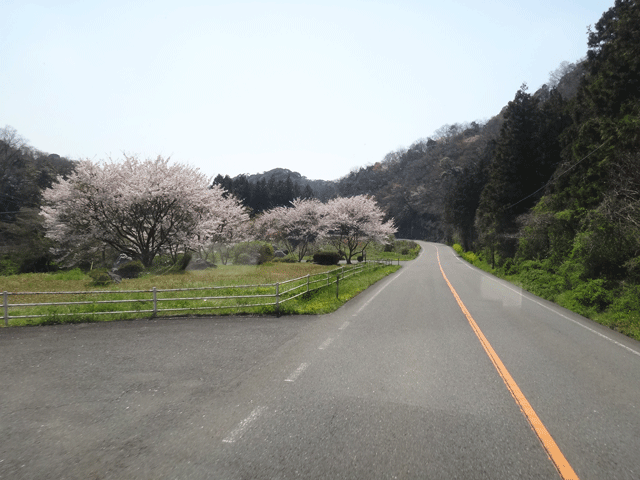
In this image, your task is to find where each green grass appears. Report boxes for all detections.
[365,240,421,261]
[278,264,401,315]
[1,262,402,327]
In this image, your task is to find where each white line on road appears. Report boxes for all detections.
[222,406,267,443]
[449,248,640,358]
[353,268,406,316]
[339,321,350,330]
[285,363,309,382]
[318,337,333,350]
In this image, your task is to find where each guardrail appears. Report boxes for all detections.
[2,260,397,326]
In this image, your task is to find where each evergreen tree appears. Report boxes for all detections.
[475,83,569,263]
[251,178,270,213]
[476,85,541,262]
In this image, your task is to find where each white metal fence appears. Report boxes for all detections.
[2,261,396,326]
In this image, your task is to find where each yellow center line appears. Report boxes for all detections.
[436,248,579,480]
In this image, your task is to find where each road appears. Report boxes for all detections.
[1,242,639,479]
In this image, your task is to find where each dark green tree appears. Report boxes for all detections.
[476,84,569,264]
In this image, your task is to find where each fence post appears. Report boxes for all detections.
[336,272,340,299]
[3,291,8,327]
[307,274,310,293]
[275,283,280,317]
[152,287,157,317]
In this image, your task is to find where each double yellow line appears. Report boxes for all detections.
[436,248,579,480]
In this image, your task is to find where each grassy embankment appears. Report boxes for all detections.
[452,244,640,341]
[1,244,420,327]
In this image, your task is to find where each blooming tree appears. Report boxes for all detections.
[322,195,396,263]
[195,188,250,264]
[255,198,325,261]
[41,155,247,267]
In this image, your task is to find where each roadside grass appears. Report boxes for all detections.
[2,262,402,327]
[278,264,402,315]
[451,244,640,341]
[365,240,421,262]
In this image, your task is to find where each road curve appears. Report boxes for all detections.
[1,241,639,479]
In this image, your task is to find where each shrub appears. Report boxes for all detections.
[557,259,585,290]
[462,251,478,264]
[395,240,418,251]
[236,253,253,265]
[88,268,112,285]
[568,278,614,311]
[452,244,464,255]
[383,243,394,252]
[516,260,564,300]
[115,260,145,279]
[501,257,517,276]
[313,251,341,265]
[609,284,640,316]
[0,256,19,276]
[232,241,274,265]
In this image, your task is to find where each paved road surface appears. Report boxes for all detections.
[1,242,639,479]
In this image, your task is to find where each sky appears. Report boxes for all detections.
[1,0,614,181]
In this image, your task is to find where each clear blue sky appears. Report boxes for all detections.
[1,0,613,181]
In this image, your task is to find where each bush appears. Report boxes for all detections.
[557,259,585,290]
[567,278,614,311]
[395,240,418,251]
[313,251,341,265]
[517,261,565,300]
[115,260,145,278]
[232,241,274,265]
[608,284,640,316]
[0,256,19,276]
[501,257,517,276]
[452,244,464,255]
[462,251,478,264]
[236,253,253,265]
[88,268,113,285]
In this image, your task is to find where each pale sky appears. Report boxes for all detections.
[1,0,613,181]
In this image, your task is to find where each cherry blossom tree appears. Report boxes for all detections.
[41,155,248,267]
[195,191,250,264]
[285,198,326,261]
[255,198,325,261]
[322,195,396,263]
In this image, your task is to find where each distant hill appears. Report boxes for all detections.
[236,168,338,201]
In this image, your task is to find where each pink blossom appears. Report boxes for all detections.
[41,155,248,267]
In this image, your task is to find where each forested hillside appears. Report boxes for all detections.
[212,168,337,215]
[334,0,639,287]
[0,127,76,272]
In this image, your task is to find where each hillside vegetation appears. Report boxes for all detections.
[331,0,640,338]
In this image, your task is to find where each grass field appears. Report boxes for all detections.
[1,261,402,327]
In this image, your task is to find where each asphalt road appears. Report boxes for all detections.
[1,242,639,479]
